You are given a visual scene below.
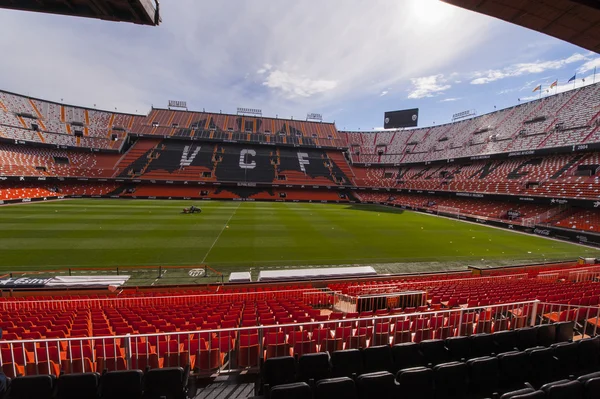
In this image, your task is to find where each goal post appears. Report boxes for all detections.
[437,206,461,218]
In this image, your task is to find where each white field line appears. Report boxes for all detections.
[200,202,241,264]
[151,269,167,286]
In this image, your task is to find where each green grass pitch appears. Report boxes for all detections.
[0,199,597,284]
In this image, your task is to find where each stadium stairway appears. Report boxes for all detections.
[113,139,161,177]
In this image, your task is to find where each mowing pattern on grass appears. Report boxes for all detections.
[0,199,597,284]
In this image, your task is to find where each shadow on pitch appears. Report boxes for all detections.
[345,203,405,215]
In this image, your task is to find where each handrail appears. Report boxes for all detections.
[4,299,598,376]
[0,300,541,347]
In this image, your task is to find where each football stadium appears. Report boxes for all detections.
[1,1,600,398]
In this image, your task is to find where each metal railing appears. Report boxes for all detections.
[1,299,571,377]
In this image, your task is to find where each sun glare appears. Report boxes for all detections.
[411,0,451,26]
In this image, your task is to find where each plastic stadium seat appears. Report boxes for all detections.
[66,345,95,374]
[419,339,450,367]
[578,337,600,374]
[500,388,544,398]
[131,344,160,371]
[433,362,468,399]
[312,328,332,346]
[395,366,434,399]
[142,367,188,399]
[314,377,357,399]
[552,341,579,379]
[516,327,539,351]
[391,343,424,373]
[527,347,557,389]
[537,324,557,347]
[581,376,600,399]
[261,356,296,393]
[445,336,471,362]
[1,348,26,378]
[554,321,574,343]
[321,336,343,353]
[493,330,518,354]
[331,349,362,378]
[362,345,393,374]
[8,375,55,399]
[97,356,127,372]
[27,346,62,376]
[193,345,220,371]
[470,333,496,358]
[577,371,600,392]
[498,351,531,393]
[541,380,583,399]
[356,371,396,399]
[467,356,500,398]
[100,370,143,399]
[393,329,412,345]
[57,373,100,399]
[270,382,312,399]
[297,352,330,383]
[292,340,317,357]
[237,342,259,369]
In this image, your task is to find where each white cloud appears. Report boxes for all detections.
[578,58,600,74]
[379,90,389,97]
[470,53,590,85]
[440,97,461,102]
[261,68,337,98]
[497,87,520,95]
[256,64,273,74]
[408,74,451,99]
[0,0,494,117]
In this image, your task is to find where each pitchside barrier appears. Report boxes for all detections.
[534,265,600,283]
[0,300,595,377]
[2,264,226,286]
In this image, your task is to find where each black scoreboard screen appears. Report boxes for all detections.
[384,108,419,129]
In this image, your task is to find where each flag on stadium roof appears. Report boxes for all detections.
[550,80,558,89]
[568,74,577,83]
[532,85,542,92]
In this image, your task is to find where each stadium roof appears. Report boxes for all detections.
[442,0,600,53]
[0,0,159,26]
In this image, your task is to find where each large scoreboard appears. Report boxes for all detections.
[384,108,419,129]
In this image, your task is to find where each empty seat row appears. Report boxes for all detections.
[258,322,578,390]
[258,359,600,399]
[258,333,600,397]
[1,367,187,399]
[501,372,600,399]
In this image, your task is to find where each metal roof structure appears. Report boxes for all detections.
[0,0,159,26]
[442,0,600,53]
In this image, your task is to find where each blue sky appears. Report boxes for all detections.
[0,0,599,130]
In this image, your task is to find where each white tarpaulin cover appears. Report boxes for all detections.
[229,272,252,283]
[258,266,377,282]
[44,275,130,288]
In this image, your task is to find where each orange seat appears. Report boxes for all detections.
[195,348,220,371]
